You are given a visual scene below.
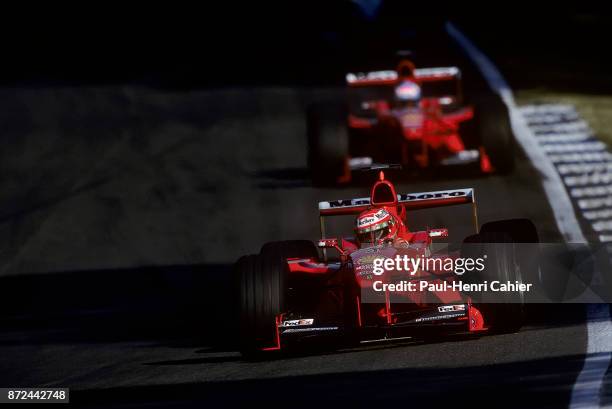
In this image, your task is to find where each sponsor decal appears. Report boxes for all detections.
[428,229,448,238]
[319,189,472,210]
[321,197,371,209]
[346,70,397,83]
[438,305,466,313]
[318,239,338,248]
[414,67,460,78]
[357,216,376,227]
[346,68,459,84]
[280,319,314,327]
[355,255,379,279]
[355,254,382,265]
[399,111,424,127]
[398,190,470,202]
[282,327,339,334]
[414,313,464,323]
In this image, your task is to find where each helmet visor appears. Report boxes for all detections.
[357,222,392,244]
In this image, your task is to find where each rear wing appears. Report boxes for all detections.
[318,188,478,241]
[345,67,461,87]
[319,188,473,215]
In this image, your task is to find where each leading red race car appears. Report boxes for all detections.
[307,58,515,185]
[235,170,538,356]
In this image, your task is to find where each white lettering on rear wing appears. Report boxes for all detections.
[319,188,474,216]
[346,67,461,85]
[415,67,461,79]
[346,70,397,84]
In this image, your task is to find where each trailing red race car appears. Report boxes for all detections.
[307,58,515,185]
[235,169,538,356]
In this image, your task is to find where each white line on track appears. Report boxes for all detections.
[543,141,607,153]
[537,133,593,144]
[592,220,612,233]
[579,197,612,211]
[570,305,612,408]
[572,186,612,199]
[566,174,612,187]
[446,21,612,409]
[519,104,578,115]
[550,152,612,163]
[526,113,581,125]
[531,121,591,134]
[584,209,612,221]
[559,163,612,176]
[521,108,575,116]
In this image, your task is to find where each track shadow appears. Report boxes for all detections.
[0,262,588,349]
[72,352,592,408]
[144,355,243,366]
[254,167,312,189]
[0,264,238,349]
[0,177,112,224]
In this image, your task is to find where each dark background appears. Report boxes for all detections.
[1,2,611,90]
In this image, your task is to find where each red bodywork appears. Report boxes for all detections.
[263,171,488,351]
[344,59,492,179]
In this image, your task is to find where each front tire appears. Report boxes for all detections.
[236,249,287,356]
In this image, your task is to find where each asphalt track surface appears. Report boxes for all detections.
[0,25,593,408]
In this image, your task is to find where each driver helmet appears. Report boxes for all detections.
[355,208,399,246]
[394,80,421,107]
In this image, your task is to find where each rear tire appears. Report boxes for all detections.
[307,103,349,186]
[480,219,538,243]
[473,96,515,174]
[480,218,542,298]
[461,230,525,334]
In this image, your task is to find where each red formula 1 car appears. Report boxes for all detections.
[235,170,538,356]
[307,59,515,185]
